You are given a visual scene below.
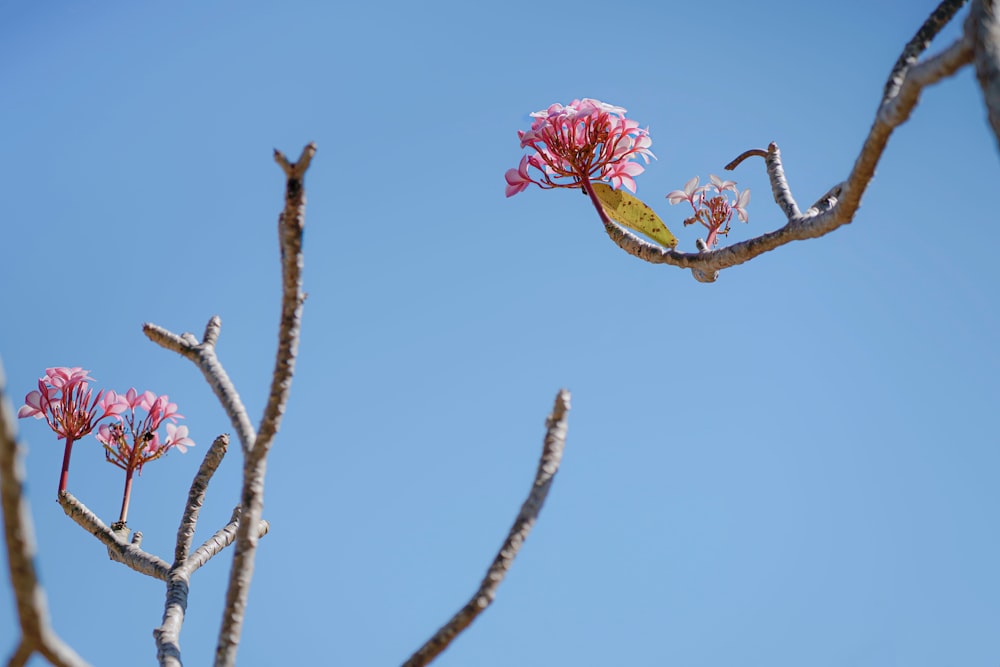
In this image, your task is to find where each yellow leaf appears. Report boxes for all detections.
[591,182,678,249]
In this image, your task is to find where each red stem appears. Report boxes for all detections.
[580,177,616,229]
[57,436,75,494]
[119,467,135,524]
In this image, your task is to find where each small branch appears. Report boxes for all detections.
[252,142,314,464]
[969,0,1000,147]
[600,1,973,280]
[0,357,91,667]
[144,319,257,454]
[174,434,229,564]
[214,143,313,667]
[189,508,269,573]
[723,148,767,170]
[57,492,170,580]
[402,389,571,667]
[763,143,801,219]
[725,143,802,222]
[884,0,970,104]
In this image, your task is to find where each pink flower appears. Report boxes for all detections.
[18,367,129,494]
[602,161,645,193]
[164,424,194,453]
[101,388,194,475]
[708,174,737,194]
[505,155,533,198]
[18,367,121,441]
[667,175,751,248]
[505,98,655,196]
[733,188,751,223]
[666,177,709,206]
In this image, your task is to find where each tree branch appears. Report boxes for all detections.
[969,0,1000,146]
[143,319,257,454]
[402,389,571,667]
[154,504,269,667]
[602,0,974,281]
[57,492,170,580]
[214,143,313,667]
[0,357,91,667]
[174,434,229,564]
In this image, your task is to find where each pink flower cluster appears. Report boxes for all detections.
[666,175,751,248]
[18,367,193,494]
[505,98,654,197]
[98,388,194,475]
[18,367,125,441]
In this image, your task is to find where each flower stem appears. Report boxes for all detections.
[119,467,135,524]
[580,177,616,229]
[58,436,75,494]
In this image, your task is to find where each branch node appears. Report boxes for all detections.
[691,240,720,283]
[274,143,318,180]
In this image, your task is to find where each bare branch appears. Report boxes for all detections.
[763,143,801,219]
[0,358,91,667]
[402,389,571,667]
[143,318,257,454]
[155,505,269,667]
[154,572,187,667]
[57,492,170,580]
[189,508,269,573]
[154,436,232,665]
[723,148,767,170]
[174,434,229,564]
[214,143,313,667]
[884,0,971,103]
[602,1,974,280]
[253,142,313,464]
[969,0,1000,146]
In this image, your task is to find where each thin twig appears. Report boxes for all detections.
[402,389,571,667]
[0,357,91,667]
[214,143,313,667]
[723,148,767,170]
[600,2,973,279]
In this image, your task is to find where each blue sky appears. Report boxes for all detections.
[2,1,998,665]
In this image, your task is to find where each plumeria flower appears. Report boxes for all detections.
[505,98,655,197]
[603,161,645,193]
[96,387,194,524]
[18,367,128,494]
[98,388,192,475]
[667,175,751,249]
[709,174,738,194]
[505,155,534,198]
[164,423,195,453]
[666,177,710,206]
[733,189,751,222]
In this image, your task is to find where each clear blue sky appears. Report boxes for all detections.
[2,2,998,665]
